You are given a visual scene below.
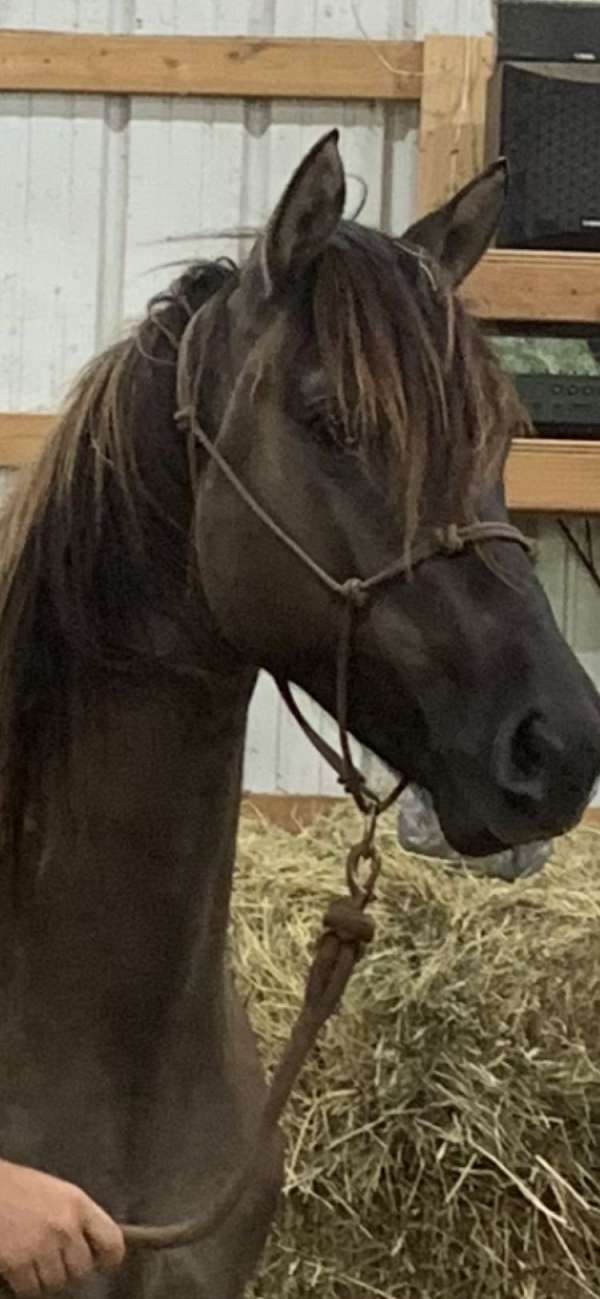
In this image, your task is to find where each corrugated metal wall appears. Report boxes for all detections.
[2,0,599,805]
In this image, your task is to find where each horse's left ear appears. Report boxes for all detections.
[259,129,346,294]
[402,159,508,288]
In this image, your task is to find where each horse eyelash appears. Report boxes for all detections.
[304,400,361,449]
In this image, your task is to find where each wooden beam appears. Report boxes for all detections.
[462,250,600,323]
[0,413,54,467]
[2,421,600,516]
[417,34,494,216]
[0,29,423,100]
[505,439,600,513]
[241,794,345,832]
[242,793,600,835]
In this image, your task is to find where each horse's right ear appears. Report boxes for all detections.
[257,130,346,296]
[402,160,508,288]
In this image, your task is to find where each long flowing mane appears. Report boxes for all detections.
[0,259,239,881]
[0,229,528,881]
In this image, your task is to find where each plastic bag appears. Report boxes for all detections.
[396,784,551,882]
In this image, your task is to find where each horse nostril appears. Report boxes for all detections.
[494,710,564,803]
[512,713,548,779]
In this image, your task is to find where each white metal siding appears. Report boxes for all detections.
[3,0,599,805]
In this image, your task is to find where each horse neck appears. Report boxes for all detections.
[0,274,260,1061]
[11,657,256,1054]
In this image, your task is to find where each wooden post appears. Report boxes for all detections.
[417,34,495,215]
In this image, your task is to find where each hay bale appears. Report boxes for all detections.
[232,806,600,1299]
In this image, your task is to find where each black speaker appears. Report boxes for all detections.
[496,1,600,62]
[488,61,600,249]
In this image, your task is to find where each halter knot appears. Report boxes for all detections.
[340,578,368,609]
[323,897,375,945]
[435,524,465,555]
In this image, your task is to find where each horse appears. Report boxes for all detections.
[0,129,599,1298]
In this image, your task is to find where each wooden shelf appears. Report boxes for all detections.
[0,29,423,100]
[462,250,600,324]
[505,439,600,513]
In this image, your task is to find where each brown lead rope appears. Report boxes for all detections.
[115,391,535,1249]
[122,823,380,1250]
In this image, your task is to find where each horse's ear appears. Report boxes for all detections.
[402,160,508,288]
[259,129,345,294]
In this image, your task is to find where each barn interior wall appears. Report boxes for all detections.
[2,0,598,805]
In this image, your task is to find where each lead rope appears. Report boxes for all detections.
[122,815,381,1249]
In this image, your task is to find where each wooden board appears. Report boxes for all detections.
[0,413,54,467]
[417,34,494,215]
[1,421,600,515]
[462,250,600,323]
[241,794,346,831]
[505,439,600,513]
[0,29,423,100]
[242,793,600,835]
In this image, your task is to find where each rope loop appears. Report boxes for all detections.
[346,840,381,907]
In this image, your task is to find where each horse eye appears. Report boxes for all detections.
[305,400,348,446]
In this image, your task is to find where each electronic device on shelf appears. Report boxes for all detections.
[492,332,600,437]
[489,2,600,250]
